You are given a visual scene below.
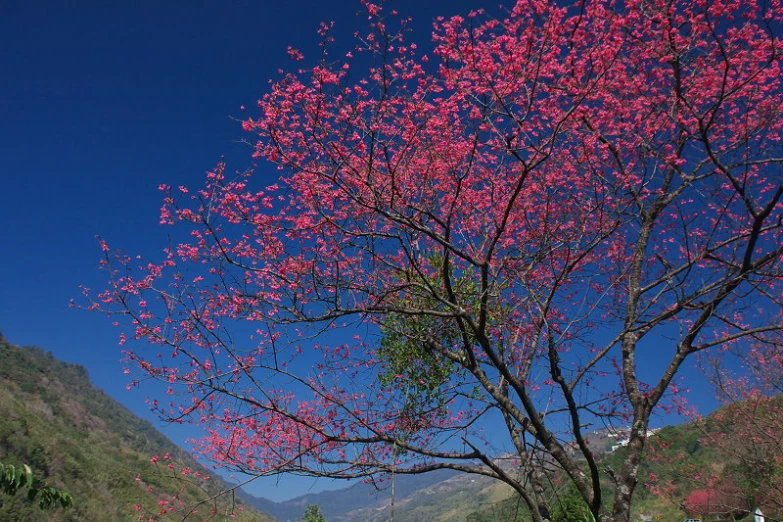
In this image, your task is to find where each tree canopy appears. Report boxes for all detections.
[91,0,783,521]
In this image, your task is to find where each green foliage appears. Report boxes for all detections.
[378,253,501,415]
[0,462,34,497]
[378,309,458,410]
[299,503,327,522]
[0,462,73,510]
[549,485,594,522]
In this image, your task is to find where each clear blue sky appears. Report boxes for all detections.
[0,0,495,502]
[0,0,721,503]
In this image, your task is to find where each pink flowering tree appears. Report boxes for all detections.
[682,483,750,520]
[89,0,783,521]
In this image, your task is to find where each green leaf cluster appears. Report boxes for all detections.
[0,462,73,510]
[378,308,458,409]
[378,253,501,415]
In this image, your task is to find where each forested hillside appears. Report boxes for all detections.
[627,399,783,522]
[0,332,272,522]
[466,405,783,522]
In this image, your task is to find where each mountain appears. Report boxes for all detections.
[0,332,273,522]
[240,468,518,522]
[240,426,647,522]
[239,428,625,522]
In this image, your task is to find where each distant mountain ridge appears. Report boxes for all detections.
[237,430,624,522]
[0,332,273,522]
[240,469,464,522]
[242,413,781,522]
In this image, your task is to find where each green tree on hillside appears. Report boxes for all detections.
[299,504,327,522]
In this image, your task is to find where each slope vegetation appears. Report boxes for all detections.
[0,332,272,522]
